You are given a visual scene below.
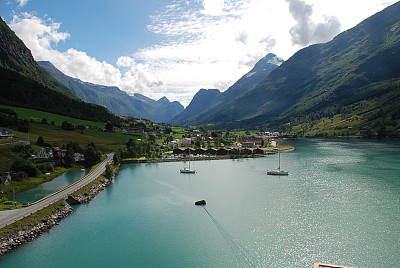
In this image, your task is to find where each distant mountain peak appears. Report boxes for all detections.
[157,96,170,103]
[254,53,284,69]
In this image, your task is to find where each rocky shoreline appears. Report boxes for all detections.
[0,203,73,256]
[0,164,120,256]
[66,176,114,205]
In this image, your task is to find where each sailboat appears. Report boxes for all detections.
[180,148,196,173]
[267,142,288,175]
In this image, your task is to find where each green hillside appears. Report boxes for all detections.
[38,61,184,123]
[190,2,400,136]
[0,104,145,173]
[0,17,121,125]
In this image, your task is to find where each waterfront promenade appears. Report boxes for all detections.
[0,153,114,229]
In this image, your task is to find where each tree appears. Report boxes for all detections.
[66,141,83,153]
[61,121,75,131]
[36,136,45,146]
[37,163,54,173]
[10,158,40,177]
[63,150,75,168]
[105,164,113,179]
[113,151,121,164]
[105,122,113,131]
[84,145,101,166]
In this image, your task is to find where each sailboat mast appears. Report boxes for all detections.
[277,140,281,171]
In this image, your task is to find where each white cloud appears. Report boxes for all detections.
[202,0,225,16]
[286,0,341,46]
[6,0,399,106]
[15,0,28,7]
[9,14,159,99]
[116,56,135,67]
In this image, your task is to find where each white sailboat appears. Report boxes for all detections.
[180,148,196,173]
[267,143,288,175]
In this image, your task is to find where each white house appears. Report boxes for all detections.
[74,153,85,162]
[36,147,53,159]
[0,128,14,139]
[182,138,192,145]
[271,140,277,147]
[167,139,182,148]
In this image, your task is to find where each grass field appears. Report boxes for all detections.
[0,105,144,174]
[0,104,106,128]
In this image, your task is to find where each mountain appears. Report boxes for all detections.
[170,53,284,125]
[0,16,120,124]
[0,17,46,83]
[171,88,221,124]
[38,61,184,123]
[183,2,400,132]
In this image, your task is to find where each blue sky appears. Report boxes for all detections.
[0,0,397,106]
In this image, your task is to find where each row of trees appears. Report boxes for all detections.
[113,139,155,163]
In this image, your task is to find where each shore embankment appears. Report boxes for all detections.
[66,165,119,205]
[0,164,120,256]
[121,147,294,164]
[0,201,73,255]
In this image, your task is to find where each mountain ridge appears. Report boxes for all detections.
[38,61,184,123]
[169,53,284,125]
[182,2,400,133]
[0,17,120,124]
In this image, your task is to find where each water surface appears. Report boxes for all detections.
[15,169,88,204]
[1,139,399,267]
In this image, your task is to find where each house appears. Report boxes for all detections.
[216,148,230,155]
[241,148,253,155]
[254,148,265,155]
[53,147,67,158]
[206,148,217,155]
[242,142,255,148]
[2,173,11,185]
[151,143,163,150]
[36,147,53,159]
[74,153,85,162]
[0,128,14,139]
[168,139,182,148]
[173,148,184,155]
[182,138,192,145]
[271,140,277,147]
[183,148,195,155]
[194,148,206,155]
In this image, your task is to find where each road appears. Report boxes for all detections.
[0,153,114,229]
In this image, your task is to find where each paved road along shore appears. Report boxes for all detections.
[0,153,114,229]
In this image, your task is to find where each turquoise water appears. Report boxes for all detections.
[14,169,88,204]
[1,139,399,267]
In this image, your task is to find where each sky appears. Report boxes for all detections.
[0,0,397,106]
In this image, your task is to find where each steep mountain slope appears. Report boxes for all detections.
[0,17,119,124]
[0,17,45,83]
[196,2,400,130]
[171,88,221,124]
[38,61,184,122]
[170,53,283,124]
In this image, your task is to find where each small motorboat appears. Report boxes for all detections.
[195,200,206,205]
